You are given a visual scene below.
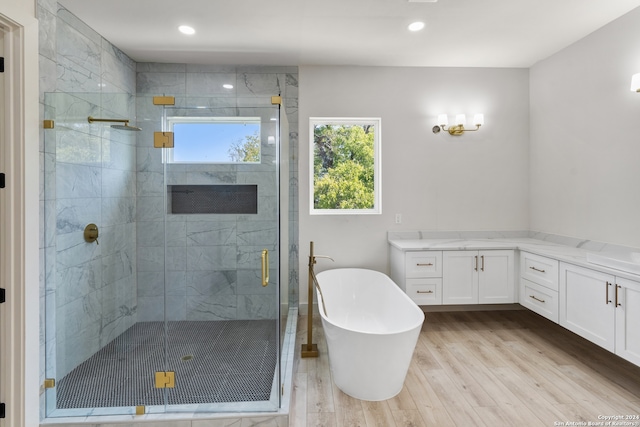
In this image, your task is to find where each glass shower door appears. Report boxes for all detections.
[157,101,281,412]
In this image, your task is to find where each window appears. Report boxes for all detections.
[167,116,261,163]
[310,117,381,215]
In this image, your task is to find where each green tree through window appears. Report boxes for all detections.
[311,118,381,213]
[228,130,261,162]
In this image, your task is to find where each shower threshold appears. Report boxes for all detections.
[56,319,277,409]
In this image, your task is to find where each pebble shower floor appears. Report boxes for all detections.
[56,320,277,408]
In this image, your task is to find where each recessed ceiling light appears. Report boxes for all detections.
[223,84,234,89]
[408,21,425,31]
[178,25,195,35]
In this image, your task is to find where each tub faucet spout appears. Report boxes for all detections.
[302,241,333,358]
[311,254,334,264]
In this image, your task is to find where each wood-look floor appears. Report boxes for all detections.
[289,309,640,427]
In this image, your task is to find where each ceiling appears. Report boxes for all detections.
[59,0,640,68]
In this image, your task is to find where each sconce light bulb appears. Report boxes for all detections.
[437,114,448,126]
[473,113,484,126]
[455,114,466,125]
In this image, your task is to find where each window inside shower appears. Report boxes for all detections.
[167,116,262,164]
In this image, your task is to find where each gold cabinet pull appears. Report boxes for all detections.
[474,255,478,271]
[616,284,621,307]
[417,290,434,294]
[606,281,611,304]
[481,255,485,272]
[529,295,545,303]
[529,266,546,273]
[416,263,433,266]
[261,249,269,287]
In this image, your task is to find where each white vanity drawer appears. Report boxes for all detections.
[405,251,442,278]
[406,278,442,305]
[520,278,558,323]
[520,251,559,291]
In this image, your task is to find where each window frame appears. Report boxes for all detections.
[309,117,382,215]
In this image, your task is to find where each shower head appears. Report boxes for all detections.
[110,123,142,131]
[88,116,141,131]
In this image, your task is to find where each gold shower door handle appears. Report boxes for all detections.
[261,249,269,287]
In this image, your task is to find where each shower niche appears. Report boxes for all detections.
[169,184,258,214]
[42,92,290,417]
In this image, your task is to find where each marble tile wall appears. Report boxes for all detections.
[38,0,138,414]
[135,64,299,321]
[50,91,138,379]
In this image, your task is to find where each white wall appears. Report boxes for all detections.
[299,66,530,304]
[530,6,640,248]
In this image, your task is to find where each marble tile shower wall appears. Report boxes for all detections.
[135,63,299,322]
[38,0,138,404]
[38,0,299,418]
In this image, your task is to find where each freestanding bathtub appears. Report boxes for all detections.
[315,268,424,401]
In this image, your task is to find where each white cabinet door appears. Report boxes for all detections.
[615,277,640,365]
[479,250,514,304]
[559,263,616,352]
[443,251,478,304]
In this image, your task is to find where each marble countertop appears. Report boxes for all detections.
[388,237,640,282]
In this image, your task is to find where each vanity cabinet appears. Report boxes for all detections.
[519,252,559,323]
[559,262,640,364]
[390,247,514,306]
[390,239,640,368]
[442,250,514,305]
[390,248,443,305]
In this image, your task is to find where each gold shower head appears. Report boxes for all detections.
[87,116,141,131]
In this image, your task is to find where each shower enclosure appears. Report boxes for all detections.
[42,91,291,416]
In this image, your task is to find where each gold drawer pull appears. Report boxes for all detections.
[417,290,434,294]
[416,263,433,266]
[529,295,545,303]
[529,266,546,273]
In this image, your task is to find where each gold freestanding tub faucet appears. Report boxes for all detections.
[301,241,333,358]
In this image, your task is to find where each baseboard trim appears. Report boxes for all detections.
[420,303,525,312]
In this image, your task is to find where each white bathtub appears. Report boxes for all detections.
[315,268,424,401]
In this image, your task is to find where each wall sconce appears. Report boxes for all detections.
[432,113,484,136]
[631,73,640,92]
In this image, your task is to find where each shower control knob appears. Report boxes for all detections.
[84,223,99,245]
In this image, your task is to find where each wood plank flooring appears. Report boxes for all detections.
[290,309,640,427]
